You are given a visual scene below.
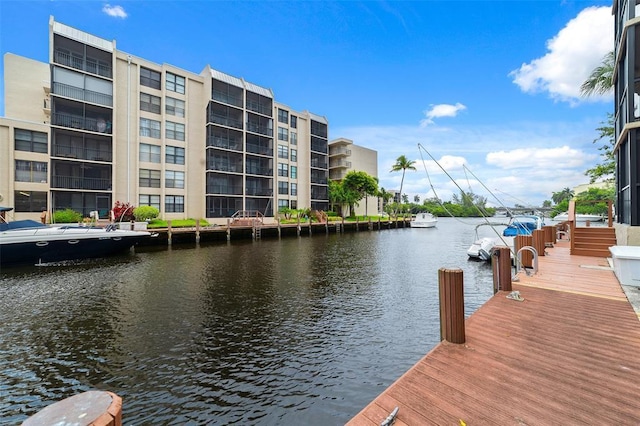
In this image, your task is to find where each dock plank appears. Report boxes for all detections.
[347,242,640,425]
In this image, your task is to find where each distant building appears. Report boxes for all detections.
[0,17,332,224]
[613,2,640,244]
[328,138,378,216]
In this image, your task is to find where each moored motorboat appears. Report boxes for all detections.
[0,207,154,267]
[552,212,603,222]
[411,212,438,228]
[467,215,545,261]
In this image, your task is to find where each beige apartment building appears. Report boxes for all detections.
[1,17,334,224]
[328,137,379,216]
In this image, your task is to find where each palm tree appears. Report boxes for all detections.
[552,188,574,205]
[390,155,416,216]
[580,51,614,97]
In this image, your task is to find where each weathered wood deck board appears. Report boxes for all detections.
[347,242,640,425]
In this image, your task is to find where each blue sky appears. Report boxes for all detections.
[0,1,614,207]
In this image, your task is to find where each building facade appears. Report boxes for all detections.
[0,17,330,224]
[613,0,640,244]
[328,137,379,216]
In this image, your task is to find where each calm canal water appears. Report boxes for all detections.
[0,217,495,425]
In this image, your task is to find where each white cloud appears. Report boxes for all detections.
[420,103,467,127]
[334,119,601,207]
[509,6,613,104]
[103,4,128,18]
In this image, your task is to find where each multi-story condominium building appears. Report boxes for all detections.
[0,17,330,224]
[328,137,379,216]
[613,0,640,244]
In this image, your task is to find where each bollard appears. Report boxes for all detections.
[543,225,556,246]
[532,229,545,257]
[438,268,465,344]
[492,246,512,294]
[23,391,122,426]
[515,235,533,267]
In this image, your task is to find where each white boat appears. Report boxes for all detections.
[0,207,154,267]
[411,212,438,228]
[467,215,545,261]
[552,212,604,222]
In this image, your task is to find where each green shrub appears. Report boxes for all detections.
[133,205,159,221]
[53,209,82,223]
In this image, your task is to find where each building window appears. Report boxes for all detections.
[166,145,185,165]
[165,195,184,213]
[278,199,289,209]
[140,118,161,138]
[278,163,289,177]
[291,183,297,196]
[290,132,297,145]
[166,72,185,94]
[140,143,161,163]
[290,200,297,209]
[166,121,185,141]
[139,194,161,210]
[15,160,48,183]
[140,92,161,114]
[290,115,297,129]
[278,127,289,142]
[14,191,47,212]
[291,149,297,162]
[15,129,48,153]
[278,108,289,124]
[165,170,185,188]
[140,67,161,90]
[278,144,288,159]
[291,166,297,179]
[278,181,288,195]
[166,97,185,117]
[139,169,161,188]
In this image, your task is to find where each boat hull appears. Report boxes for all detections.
[0,226,151,267]
[411,213,438,228]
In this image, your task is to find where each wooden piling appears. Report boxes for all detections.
[438,268,465,344]
[195,219,200,243]
[515,235,533,267]
[532,229,545,256]
[167,220,172,245]
[23,391,122,426]
[491,246,512,293]
[543,225,556,246]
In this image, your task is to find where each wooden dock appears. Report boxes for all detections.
[348,241,640,425]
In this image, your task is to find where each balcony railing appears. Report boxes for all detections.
[246,122,273,136]
[246,143,273,156]
[246,100,272,116]
[52,144,112,162]
[330,148,351,156]
[52,175,111,190]
[209,113,243,129]
[207,136,242,151]
[246,187,273,196]
[52,112,112,134]
[246,166,273,176]
[207,162,243,173]
[212,90,243,108]
[16,170,48,183]
[207,184,243,195]
[54,49,112,78]
[53,82,113,107]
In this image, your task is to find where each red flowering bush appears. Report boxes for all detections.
[112,201,135,222]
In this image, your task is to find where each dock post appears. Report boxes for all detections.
[515,235,533,267]
[277,218,281,238]
[543,225,556,246]
[533,229,545,256]
[167,220,172,245]
[297,216,301,237]
[195,219,201,244]
[226,219,231,241]
[23,391,122,426]
[356,216,359,231]
[492,246,512,294]
[438,268,465,344]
